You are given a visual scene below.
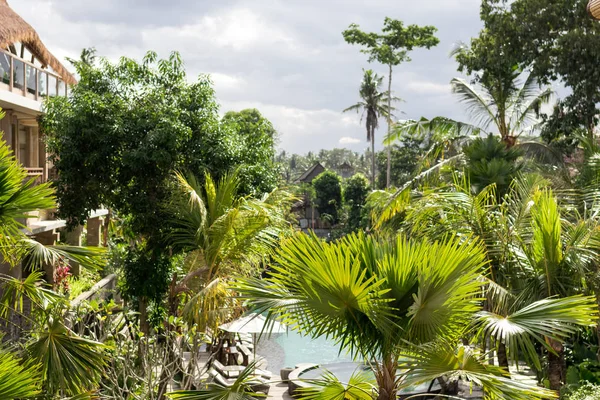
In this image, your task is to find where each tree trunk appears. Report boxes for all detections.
[497,341,509,370]
[371,126,376,190]
[139,296,150,336]
[547,338,564,391]
[375,356,398,400]
[386,64,393,188]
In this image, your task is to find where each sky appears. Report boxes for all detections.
[11,0,485,155]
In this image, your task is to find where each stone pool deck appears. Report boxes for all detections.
[189,350,538,400]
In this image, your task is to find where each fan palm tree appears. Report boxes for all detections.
[385,70,553,149]
[234,231,589,399]
[344,69,396,189]
[391,175,600,390]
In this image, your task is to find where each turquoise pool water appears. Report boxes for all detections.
[255,330,353,372]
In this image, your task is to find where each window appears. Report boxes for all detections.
[26,65,36,95]
[13,59,24,90]
[38,71,47,97]
[48,75,57,97]
[0,53,9,85]
[18,126,28,167]
[57,79,65,97]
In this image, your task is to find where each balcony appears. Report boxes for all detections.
[0,49,68,102]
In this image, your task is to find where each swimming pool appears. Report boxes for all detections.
[255,330,353,372]
[255,331,441,397]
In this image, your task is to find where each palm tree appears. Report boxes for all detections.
[387,175,600,390]
[162,170,294,391]
[168,169,295,325]
[344,69,396,189]
[235,231,584,399]
[386,70,553,149]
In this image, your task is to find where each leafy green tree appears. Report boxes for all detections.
[220,109,280,196]
[375,134,425,189]
[41,51,279,330]
[344,70,394,189]
[343,173,370,231]
[312,170,343,223]
[458,0,600,145]
[237,232,568,399]
[343,18,439,187]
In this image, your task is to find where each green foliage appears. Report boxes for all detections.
[120,242,173,305]
[564,383,600,400]
[375,138,425,189]
[463,134,524,196]
[342,17,439,68]
[68,269,103,300]
[312,170,343,223]
[298,369,376,399]
[167,361,265,399]
[0,347,41,399]
[343,173,370,231]
[42,51,278,236]
[27,318,108,396]
[220,109,280,196]
[458,0,600,144]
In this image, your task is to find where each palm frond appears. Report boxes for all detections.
[0,346,41,399]
[400,343,557,400]
[474,295,598,370]
[451,78,499,132]
[297,368,376,400]
[27,319,108,396]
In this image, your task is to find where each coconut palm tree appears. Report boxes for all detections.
[344,69,396,189]
[235,231,593,399]
[386,70,553,149]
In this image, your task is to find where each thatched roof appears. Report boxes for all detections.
[0,0,76,85]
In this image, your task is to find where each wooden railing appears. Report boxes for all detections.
[24,167,43,177]
[0,49,68,100]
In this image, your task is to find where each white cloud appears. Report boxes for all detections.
[339,137,362,144]
[406,80,450,96]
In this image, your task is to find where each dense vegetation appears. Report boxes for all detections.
[2,0,600,399]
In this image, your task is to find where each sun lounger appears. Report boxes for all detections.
[212,359,246,378]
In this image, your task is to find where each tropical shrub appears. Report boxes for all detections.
[312,170,343,223]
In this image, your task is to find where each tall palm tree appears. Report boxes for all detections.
[344,69,396,189]
[236,231,588,399]
[386,70,553,149]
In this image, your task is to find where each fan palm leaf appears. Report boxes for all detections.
[0,347,41,399]
[27,318,108,396]
[400,343,557,399]
[167,361,266,399]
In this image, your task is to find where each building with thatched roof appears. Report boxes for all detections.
[0,0,76,183]
[0,1,107,283]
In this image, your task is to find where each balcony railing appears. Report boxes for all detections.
[25,167,43,177]
[0,49,68,101]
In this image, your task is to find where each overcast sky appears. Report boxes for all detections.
[13,0,484,154]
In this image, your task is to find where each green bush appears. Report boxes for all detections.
[564,382,600,400]
[312,170,343,223]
